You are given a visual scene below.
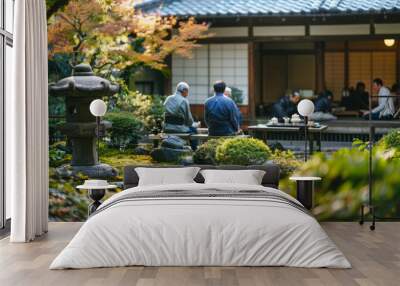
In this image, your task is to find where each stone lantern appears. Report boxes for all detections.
[50,64,119,178]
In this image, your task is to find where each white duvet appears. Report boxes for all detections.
[50,183,351,269]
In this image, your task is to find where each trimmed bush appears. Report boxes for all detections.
[104,112,144,149]
[193,138,226,165]
[270,149,301,177]
[215,137,271,165]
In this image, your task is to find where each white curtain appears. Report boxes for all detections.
[7,0,49,242]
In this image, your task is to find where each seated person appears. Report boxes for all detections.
[315,92,333,113]
[363,78,395,120]
[205,81,240,136]
[309,91,337,121]
[349,82,369,110]
[224,86,243,126]
[270,90,301,121]
[163,82,199,149]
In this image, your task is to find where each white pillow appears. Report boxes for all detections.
[135,167,200,186]
[200,169,266,185]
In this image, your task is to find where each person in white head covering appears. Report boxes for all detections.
[224,87,232,98]
[224,86,242,128]
[163,82,199,149]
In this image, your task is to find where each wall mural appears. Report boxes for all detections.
[46,0,400,223]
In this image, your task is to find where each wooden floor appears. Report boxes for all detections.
[0,222,399,286]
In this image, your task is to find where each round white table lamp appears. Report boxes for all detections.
[90,99,107,164]
[298,99,315,117]
[90,99,107,117]
[297,99,315,161]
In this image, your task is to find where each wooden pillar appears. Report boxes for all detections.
[344,40,349,88]
[396,42,400,84]
[248,41,257,120]
[248,21,256,120]
[315,41,325,93]
[254,43,262,109]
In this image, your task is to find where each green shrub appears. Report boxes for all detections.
[104,112,144,149]
[379,129,400,150]
[270,149,301,177]
[49,141,71,167]
[216,138,271,165]
[193,138,226,165]
[230,86,244,105]
[295,147,400,220]
[113,86,165,131]
[378,130,400,160]
[354,130,400,160]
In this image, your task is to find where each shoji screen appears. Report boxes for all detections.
[349,51,396,93]
[325,52,344,100]
[209,44,248,105]
[172,44,248,105]
[372,52,396,89]
[349,52,372,92]
[287,54,315,91]
[171,45,209,104]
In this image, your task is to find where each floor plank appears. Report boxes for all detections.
[0,222,399,286]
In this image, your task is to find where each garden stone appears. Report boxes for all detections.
[133,146,150,155]
[56,163,118,179]
[151,147,192,163]
[161,135,188,150]
[55,165,73,178]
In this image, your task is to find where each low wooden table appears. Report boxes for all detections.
[289,176,321,210]
[248,124,328,153]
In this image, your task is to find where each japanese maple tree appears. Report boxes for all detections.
[47,0,210,74]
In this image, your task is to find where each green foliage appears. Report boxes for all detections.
[49,142,71,167]
[270,149,301,178]
[49,168,89,221]
[216,138,271,165]
[49,118,66,143]
[111,80,165,131]
[296,147,400,220]
[48,140,154,221]
[104,112,144,149]
[99,143,153,174]
[230,86,244,105]
[352,138,369,151]
[193,138,226,165]
[380,129,400,148]
[378,130,400,159]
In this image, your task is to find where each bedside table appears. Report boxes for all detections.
[77,180,117,216]
[289,176,321,210]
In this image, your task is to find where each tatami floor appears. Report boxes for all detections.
[0,222,399,286]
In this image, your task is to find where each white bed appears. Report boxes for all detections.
[50,182,351,269]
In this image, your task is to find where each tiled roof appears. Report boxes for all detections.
[136,0,400,17]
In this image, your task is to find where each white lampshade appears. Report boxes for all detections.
[297,99,315,117]
[90,99,107,117]
[384,39,395,47]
